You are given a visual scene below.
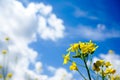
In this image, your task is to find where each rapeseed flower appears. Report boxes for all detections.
[70,62,78,71]
[63,52,70,64]
[109,50,114,54]
[7,73,13,78]
[92,63,100,72]
[96,60,104,66]
[105,68,116,74]
[0,74,3,78]
[79,40,98,56]
[0,65,2,69]
[93,60,104,72]
[93,59,116,78]
[63,40,98,80]
[111,75,120,80]
[2,50,7,54]
[5,37,10,41]
[105,61,111,67]
[67,43,79,52]
[86,40,98,53]
[67,40,98,57]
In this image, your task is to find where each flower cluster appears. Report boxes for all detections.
[0,73,13,79]
[63,40,98,64]
[0,37,13,80]
[62,40,120,80]
[63,40,98,80]
[70,62,78,71]
[111,75,120,80]
[63,53,78,71]
[67,40,98,57]
[93,60,116,77]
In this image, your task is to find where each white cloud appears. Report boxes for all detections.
[74,8,98,20]
[47,66,56,73]
[93,51,120,74]
[48,68,73,80]
[35,62,43,73]
[0,0,66,80]
[0,0,65,42]
[67,3,98,20]
[47,66,74,80]
[38,13,65,41]
[68,24,120,41]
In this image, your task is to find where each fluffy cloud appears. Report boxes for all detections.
[48,67,73,80]
[68,24,120,41]
[74,8,98,20]
[38,14,65,41]
[0,0,65,42]
[35,62,43,73]
[47,66,56,73]
[0,0,67,80]
[93,50,120,74]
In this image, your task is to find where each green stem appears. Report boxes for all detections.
[102,70,104,80]
[77,69,87,80]
[3,54,5,80]
[83,58,92,80]
[89,54,93,69]
[108,75,111,80]
[101,65,105,80]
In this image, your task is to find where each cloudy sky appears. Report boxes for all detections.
[0,0,120,80]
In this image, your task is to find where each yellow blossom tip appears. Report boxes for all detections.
[63,53,70,64]
[0,65,2,69]
[2,50,7,54]
[5,37,10,41]
[105,61,111,67]
[7,73,13,78]
[69,62,78,71]
[0,74,3,78]
[109,50,114,54]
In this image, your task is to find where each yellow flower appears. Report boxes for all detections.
[0,65,2,69]
[0,74,3,78]
[109,50,114,54]
[105,61,111,67]
[92,63,100,72]
[2,50,7,54]
[5,37,10,41]
[93,60,105,72]
[7,73,13,78]
[79,40,98,55]
[96,60,104,67]
[67,43,79,52]
[105,68,116,74]
[87,40,98,53]
[79,42,89,56]
[111,69,116,74]
[105,68,111,74]
[111,75,120,80]
[63,53,70,64]
[70,62,78,71]
[100,71,107,77]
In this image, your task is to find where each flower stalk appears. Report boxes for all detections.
[77,69,87,80]
[83,57,91,80]
[62,40,117,80]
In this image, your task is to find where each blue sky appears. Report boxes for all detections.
[26,0,120,79]
[0,0,120,80]
[28,0,120,67]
